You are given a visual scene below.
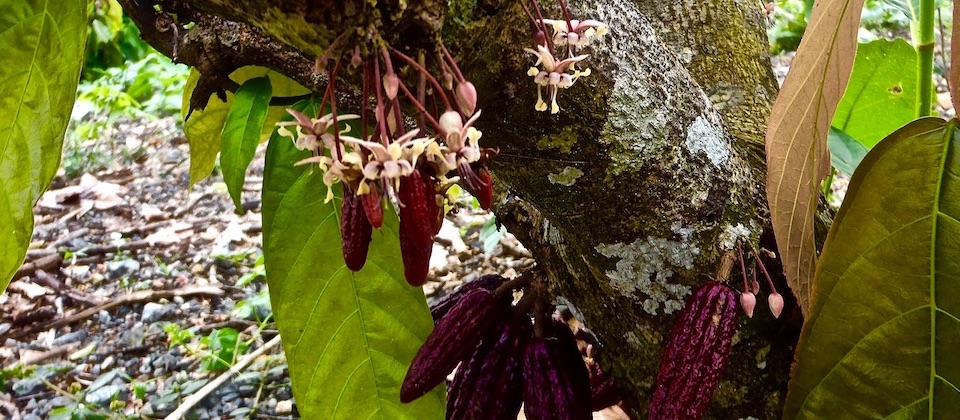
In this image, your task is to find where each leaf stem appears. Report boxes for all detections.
[916,0,935,117]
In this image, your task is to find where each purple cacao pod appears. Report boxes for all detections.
[649,281,739,420]
[430,274,508,322]
[340,189,372,271]
[446,316,530,419]
[522,324,592,420]
[399,169,438,286]
[589,362,620,411]
[401,288,506,402]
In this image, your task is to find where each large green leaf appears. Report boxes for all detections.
[220,77,272,212]
[827,126,869,176]
[0,0,86,287]
[833,39,918,149]
[263,148,445,418]
[261,99,318,238]
[181,66,310,185]
[784,117,960,418]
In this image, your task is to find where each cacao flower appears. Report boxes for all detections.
[401,288,507,402]
[740,291,757,318]
[649,281,739,420]
[522,324,591,420]
[446,316,530,419]
[398,169,439,286]
[430,274,507,322]
[768,292,784,319]
[340,189,372,271]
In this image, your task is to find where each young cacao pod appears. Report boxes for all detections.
[398,169,438,286]
[401,288,507,402]
[340,190,372,271]
[649,281,739,420]
[473,167,493,211]
[430,274,507,322]
[522,325,592,420]
[361,187,384,229]
[589,362,620,412]
[446,316,530,420]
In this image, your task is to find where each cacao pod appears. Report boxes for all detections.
[473,167,493,211]
[589,362,620,412]
[401,288,506,402]
[430,274,508,322]
[446,315,530,420]
[361,187,384,228]
[649,281,739,420]
[399,169,438,286]
[522,324,592,420]
[340,190,372,271]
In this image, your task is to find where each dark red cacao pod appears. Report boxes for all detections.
[361,187,384,228]
[649,281,740,420]
[522,326,592,420]
[401,288,506,402]
[589,362,620,412]
[446,316,531,420]
[473,167,493,210]
[398,169,438,286]
[430,274,507,322]
[340,190,372,271]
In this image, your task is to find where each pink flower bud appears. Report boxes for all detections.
[350,45,363,68]
[439,110,463,135]
[768,292,784,319]
[442,72,455,91]
[456,81,478,115]
[740,292,756,318]
[383,73,400,100]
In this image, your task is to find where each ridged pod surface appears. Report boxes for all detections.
[340,190,372,271]
[522,325,592,420]
[589,362,620,412]
[360,188,383,228]
[398,169,437,286]
[430,274,507,322]
[649,281,739,420]
[446,316,530,419]
[400,288,506,402]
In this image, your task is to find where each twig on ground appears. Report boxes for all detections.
[13,254,63,280]
[163,335,283,420]
[7,285,224,338]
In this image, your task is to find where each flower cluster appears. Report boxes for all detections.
[522,0,608,114]
[278,42,496,286]
[400,274,621,419]
[736,244,784,319]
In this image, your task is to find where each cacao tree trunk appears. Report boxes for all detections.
[121,0,801,417]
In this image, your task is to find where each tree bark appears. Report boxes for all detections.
[121,0,801,417]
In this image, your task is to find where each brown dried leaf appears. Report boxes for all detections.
[764,0,864,317]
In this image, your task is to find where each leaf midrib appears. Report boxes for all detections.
[927,122,954,419]
[0,3,49,187]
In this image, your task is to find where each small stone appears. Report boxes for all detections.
[106,259,141,279]
[141,302,174,323]
[275,400,293,415]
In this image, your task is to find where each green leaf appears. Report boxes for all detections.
[221,77,272,212]
[833,39,919,149]
[0,0,86,288]
[262,99,319,240]
[263,171,445,419]
[181,66,310,185]
[200,328,247,372]
[827,126,869,176]
[784,118,960,418]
